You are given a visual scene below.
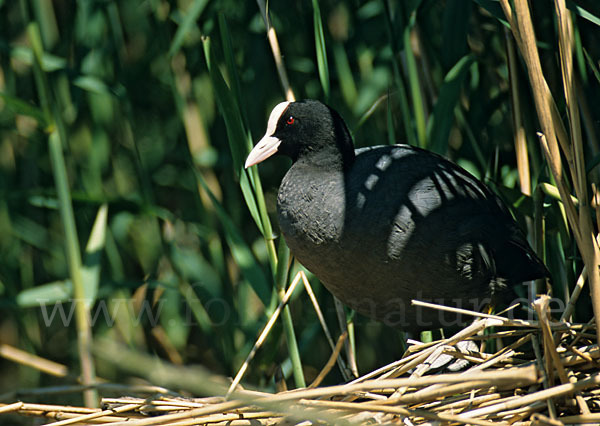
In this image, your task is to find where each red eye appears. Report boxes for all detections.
[286,116,295,125]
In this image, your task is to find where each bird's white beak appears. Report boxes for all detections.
[244,135,281,168]
[245,101,290,168]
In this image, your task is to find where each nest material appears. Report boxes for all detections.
[2,299,600,425]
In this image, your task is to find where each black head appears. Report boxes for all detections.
[245,100,355,170]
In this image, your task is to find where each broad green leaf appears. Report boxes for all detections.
[12,214,51,251]
[168,0,210,57]
[17,280,72,308]
[0,92,47,126]
[440,0,470,71]
[80,204,108,308]
[583,48,600,84]
[202,37,264,235]
[312,0,330,100]
[427,54,475,154]
[10,46,67,72]
[170,246,221,296]
[404,12,426,147]
[73,76,112,95]
[159,286,189,349]
[16,205,108,308]
[473,0,510,28]
[219,15,249,131]
[28,195,59,210]
[567,0,600,27]
[333,44,357,108]
[382,0,417,147]
[196,171,271,307]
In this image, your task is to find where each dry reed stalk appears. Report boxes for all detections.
[555,0,586,205]
[266,366,538,401]
[412,299,577,330]
[3,403,126,424]
[562,344,599,366]
[102,396,224,411]
[0,402,23,414]
[595,184,600,244]
[3,300,599,425]
[459,370,600,419]
[554,0,600,350]
[534,296,591,414]
[334,296,359,378]
[470,334,530,370]
[309,331,348,388]
[301,399,501,426]
[227,271,302,396]
[3,403,101,414]
[255,0,295,101]
[387,345,530,408]
[43,403,142,426]
[530,412,565,426]
[505,28,531,196]
[79,362,534,425]
[412,300,528,325]
[534,296,570,386]
[300,270,352,381]
[501,0,600,347]
[0,383,172,403]
[495,400,547,421]
[386,344,450,400]
[425,392,502,412]
[560,413,600,423]
[119,411,278,426]
[532,332,558,418]
[570,318,597,347]
[500,2,571,176]
[379,319,492,379]
[100,400,249,426]
[387,380,504,406]
[561,265,587,322]
[0,344,68,377]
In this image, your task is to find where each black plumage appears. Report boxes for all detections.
[246,99,547,331]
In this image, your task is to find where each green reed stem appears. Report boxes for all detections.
[28,21,98,407]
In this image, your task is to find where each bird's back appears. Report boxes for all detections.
[278,144,546,330]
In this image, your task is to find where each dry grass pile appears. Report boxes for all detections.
[1,298,599,425]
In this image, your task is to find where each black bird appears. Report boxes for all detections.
[246,100,547,331]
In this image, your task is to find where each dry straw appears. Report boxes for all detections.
[500,0,600,344]
[2,299,598,425]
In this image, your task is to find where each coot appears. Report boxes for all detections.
[246,100,547,331]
